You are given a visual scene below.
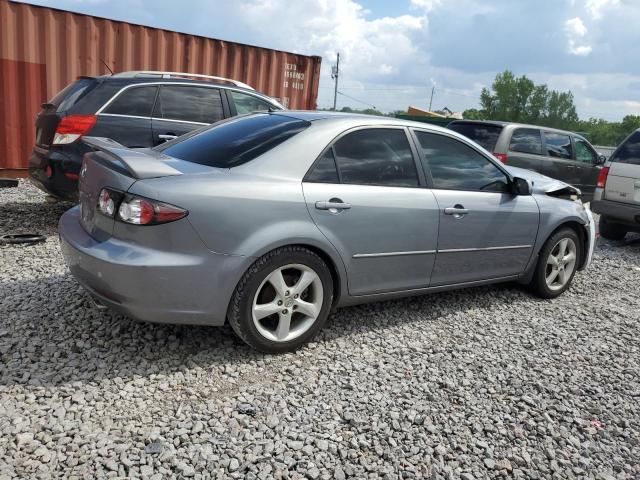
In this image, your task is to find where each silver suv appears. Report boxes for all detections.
[592,129,640,239]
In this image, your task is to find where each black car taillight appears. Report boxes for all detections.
[97,188,188,225]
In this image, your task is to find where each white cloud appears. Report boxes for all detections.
[586,0,620,20]
[565,17,592,56]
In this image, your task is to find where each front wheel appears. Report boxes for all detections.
[529,228,581,299]
[227,246,334,353]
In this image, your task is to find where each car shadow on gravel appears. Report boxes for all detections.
[0,201,73,235]
[0,269,535,389]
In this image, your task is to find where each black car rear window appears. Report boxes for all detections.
[448,122,503,151]
[49,78,96,112]
[610,131,640,165]
[158,113,310,168]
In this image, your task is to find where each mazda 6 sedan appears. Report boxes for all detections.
[59,112,595,353]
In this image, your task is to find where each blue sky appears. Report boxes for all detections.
[19,0,640,120]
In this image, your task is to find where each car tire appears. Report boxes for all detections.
[227,246,334,353]
[529,228,581,299]
[598,216,627,241]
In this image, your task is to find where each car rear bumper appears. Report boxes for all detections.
[29,146,81,201]
[591,198,640,229]
[58,206,248,326]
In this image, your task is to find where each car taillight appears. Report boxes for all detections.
[98,188,119,217]
[493,153,508,164]
[53,114,96,145]
[118,196,188,225]
[597,166,609,188]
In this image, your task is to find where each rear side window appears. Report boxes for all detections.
[610,131,640,165]
[544,132,572,159]
[306,149,339,183]
[159,113,310,168]
[50,78,96,112]
[231,91,275,114]
[155,86,224,124]
[509,128,542,155]
[103,86,157,117]
[332,129,419,187]
[447,122,503,151]
[415,131,510,193]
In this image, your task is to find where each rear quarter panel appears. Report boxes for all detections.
[127,172,349,296]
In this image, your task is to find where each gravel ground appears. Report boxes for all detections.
[1,180,639,480]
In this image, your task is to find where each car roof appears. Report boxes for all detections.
[277,110,455,132]
[89,74,259,94]
[448,119,591,141]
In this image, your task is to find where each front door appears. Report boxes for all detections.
[303,128,440,296]
[573,137,602,201]
[412,129,539,286]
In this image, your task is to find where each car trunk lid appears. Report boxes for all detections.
[603,130,640,206]
[35,77,98,148]
[78,137,187,241]
[604,162,640,205]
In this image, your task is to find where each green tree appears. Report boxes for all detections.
[479,70,578,128]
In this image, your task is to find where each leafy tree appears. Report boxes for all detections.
[479,70,578,128]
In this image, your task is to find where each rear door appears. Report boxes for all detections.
[573,137,601,200]
[605,130,640,206]
[540,131,580,186]
[505,127,544,171]
[412,129,539,286]
[303,127,440,296]
[94,85,157,148]
[151,85,227,144]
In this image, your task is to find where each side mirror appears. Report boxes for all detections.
[512,177,532,196]
[597,154,607,165]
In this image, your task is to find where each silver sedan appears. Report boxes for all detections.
[59,112,595,353]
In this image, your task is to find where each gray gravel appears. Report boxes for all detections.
[1,180,639,479]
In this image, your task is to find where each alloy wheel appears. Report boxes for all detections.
[545,238,577,291]
[252,264,324,342]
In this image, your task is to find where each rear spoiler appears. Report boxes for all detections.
[82,137,182,180]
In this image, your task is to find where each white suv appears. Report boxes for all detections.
[592,129,640,239]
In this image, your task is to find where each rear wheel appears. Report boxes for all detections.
[228,247,333,353]
[529,228,581,299]
[599,216,627,241]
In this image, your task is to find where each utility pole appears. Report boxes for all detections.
[429,85,435,111]
[331,52,340,111]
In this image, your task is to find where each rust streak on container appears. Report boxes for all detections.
[0,0,321,172]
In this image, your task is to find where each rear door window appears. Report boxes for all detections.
[159,113,309,168]
[103,86,158,117]
[610,131,640,165]
[509,128,543,155]
[447,122,503,151]
[155,86,224,124]
[332,129,419,187]
[415,131,510,193]
[231,91,275,114]
[544,132,573,159]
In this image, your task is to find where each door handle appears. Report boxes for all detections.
[315,200,351,212]
[444,205,469,218]
[158,134,177,141]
